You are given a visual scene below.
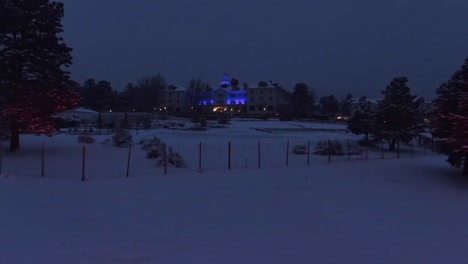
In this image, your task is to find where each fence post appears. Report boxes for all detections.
[258,141,261,169]
[286,140,289,167]
[228,141,231,170]
[126,144,132,177]
[307,140,310,166]
[198,142,202,170]
[347,139,350,161]
[41,142,45,178]
[81,145,86,181]
[431,136,434,151]
[164,143,167,175]
[328,140,331,163]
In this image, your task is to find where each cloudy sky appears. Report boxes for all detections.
[60,0,468,99]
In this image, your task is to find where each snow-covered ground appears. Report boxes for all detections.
[1,120,467,264]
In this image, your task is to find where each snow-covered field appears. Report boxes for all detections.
[1,120,467,264]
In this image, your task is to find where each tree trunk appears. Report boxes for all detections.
[388,139,396,151]
[463,154,468,176]
[9,123,20,152]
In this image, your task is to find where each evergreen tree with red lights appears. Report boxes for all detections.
[433,59,468,175]
[0,0,80,151]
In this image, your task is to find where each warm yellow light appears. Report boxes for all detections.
[337,116,342,120]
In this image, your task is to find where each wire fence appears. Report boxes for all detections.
[0,137,436,181]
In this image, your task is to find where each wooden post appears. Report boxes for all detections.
[286,140,289,167]
[198,142,202,170]
[81,145,86,182]
[431,136,434,151]
[126,144,132,177]
[347,139,350,161]
[228,141,231,170]
[307,140,310,166]
[328,140,331,163]
[164,143,167,175]
[258,141,261,169]
[41,142,45,178]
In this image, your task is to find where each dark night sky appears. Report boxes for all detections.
[60,0,468,99]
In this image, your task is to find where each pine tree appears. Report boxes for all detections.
[291,83,314,118]
[441,92,468,175]
[339,93,353,117]
[0,0,80,152]
[433,59,468,175]
[347,96,375,141]
[319,95,340,117]
[373,77,423,150]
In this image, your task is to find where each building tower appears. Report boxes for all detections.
[221,66,230,88]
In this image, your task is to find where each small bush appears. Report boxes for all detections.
[77,134,95,144]
[157,147,186,168]
[112,129,132,147]
[314,140,344,156]
[293,144,308,154]
[140,137,186,168]
[140,137,165,159]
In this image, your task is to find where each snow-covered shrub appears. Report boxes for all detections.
[140,137,165,159]
[293,144,308,154]
[314,140,344,156]
[77,134,95,144]
[157,147,186,168]
[112,129,132,147]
